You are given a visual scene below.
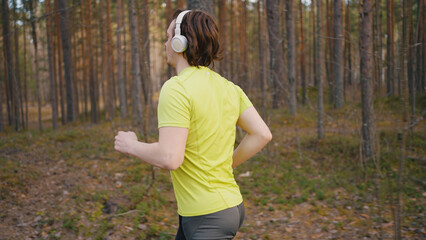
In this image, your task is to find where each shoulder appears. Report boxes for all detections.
[161,77,187,94]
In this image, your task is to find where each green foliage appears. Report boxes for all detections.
[94,219,114,240]
[1,93,424,239]
[62,212,80,233]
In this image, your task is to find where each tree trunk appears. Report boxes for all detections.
[386,0,395,96]
[360,0,375,160]
[2,0,20,131]
[99,0,107,116]
[334,0,344,108]
[395,2,409,238]
[299,0,306,105]
[176,0,185,9]
[230,0,235,84]
[121,0,129,105]
[374,0,383,95]
[54,0,66,125]
[325,0,334,104]
[29,0,42,130]
[70,2,79,121]
[407,0,415,126]
[312,0,316,87]
[344,1,352,92]
[415,0,424,94]
[316,0,324,139]
[23,24,29,129]
[85,0,98,123]
[129,0,143,132]
[187,0,215,17]
[0,70,2,131]
[285,0,297,115]
[80,1,88,120]
[13,0,23,130]
[266,0,284,109]
[238,0,249,92]
[165,0,174,80]
[218,0,229,79]
[105,0,115,121]
[258,0,267,118]
[2,1,12,127]
[58,0,75,123]
[139,0,153,137]
[46,0,58,130]
[116,0,127,118]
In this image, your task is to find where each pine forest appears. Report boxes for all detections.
[0,0,425,239]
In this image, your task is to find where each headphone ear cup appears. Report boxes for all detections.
[171,35,188,53]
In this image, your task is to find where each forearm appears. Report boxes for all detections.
[128,141,176,170]
[232,133,270,168]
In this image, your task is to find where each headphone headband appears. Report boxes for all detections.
[174,10,191,37]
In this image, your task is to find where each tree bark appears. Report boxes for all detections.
[129,0,143,132]
[105,0,115,121]
[139,0,153,137]
[285,0,297,115]
[165,0,174,80]
[218,0,229,79]
[58,0,75,123]
[258,0,267,118]
[373,0,383,94]
[29,0,42,130]
[312,0,316,87]
[395,2,409,238]
[360,0,375,160]
[176,0,185,9]
[85,0,97,123]
[316,0,324,139]
[23,23,29,129]
[13,0,23,129]
[80,1,88,120]
[386,0,395,96]
[187,0,215,17]
[325,0,334,104]
[238,0,249,92]
[266,0,284,109]
[2,0,20,131]
[2,0,12,127]
[99,0,107,116]
[230,0,236,84]
[407,0,415,126]
[70,1,79,120]
[415,0,424,94]
[46,0,58,130]
[116,0,128,118]
[299,0,306,105]
[54,0,66,125]
[333,0,344,108]
[344,1,352,90]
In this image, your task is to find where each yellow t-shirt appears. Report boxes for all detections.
[157,66,253,217]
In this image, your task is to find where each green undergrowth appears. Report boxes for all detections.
[0,98,424,238]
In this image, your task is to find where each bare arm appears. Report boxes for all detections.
[233,106,272,168]
[114,127,188,170]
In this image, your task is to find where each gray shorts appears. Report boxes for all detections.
[175,202,245,240]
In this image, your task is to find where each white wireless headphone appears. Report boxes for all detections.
[171,10,191,53]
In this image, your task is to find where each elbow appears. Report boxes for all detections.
[262,129,273,144]
[162,155,183,171]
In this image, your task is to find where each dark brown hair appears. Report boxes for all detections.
[172,9,223,67]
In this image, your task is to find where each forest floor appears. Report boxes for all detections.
[0,98,425,240]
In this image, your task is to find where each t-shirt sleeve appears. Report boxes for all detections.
[158,79,191,128]
[237,86,253,115]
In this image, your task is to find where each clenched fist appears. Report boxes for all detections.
[114,131,138,155]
